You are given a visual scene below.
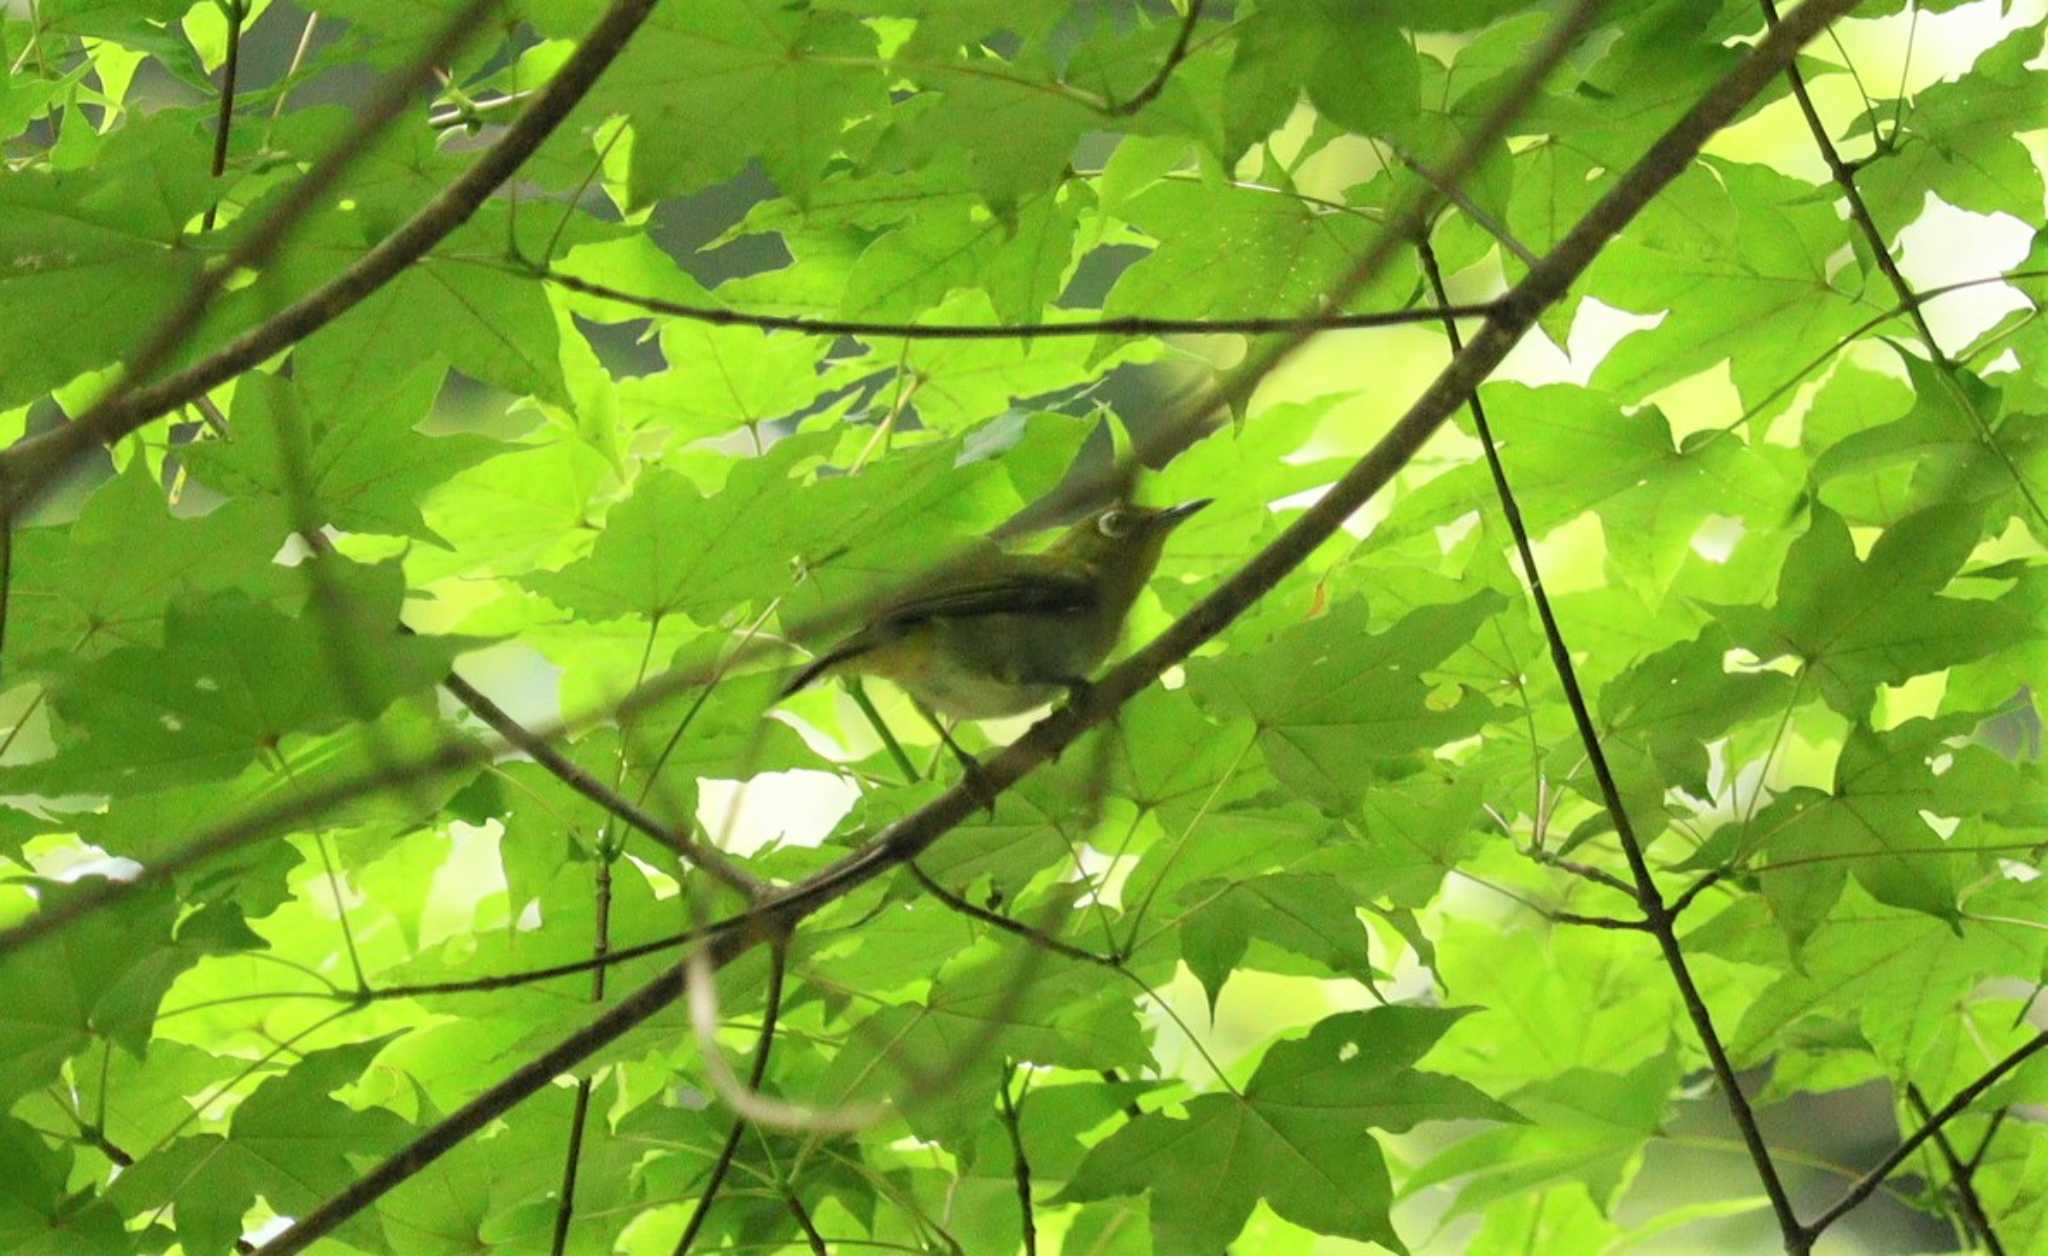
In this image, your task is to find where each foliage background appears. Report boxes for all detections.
[1,0,2046,1252]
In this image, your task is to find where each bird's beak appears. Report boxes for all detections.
[1157,498,1213,527]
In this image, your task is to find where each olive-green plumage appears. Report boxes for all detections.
[780,500,1211,718]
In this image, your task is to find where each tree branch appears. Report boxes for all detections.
[441,670,764,898]
[200,0,246,234]
[998,1065,1037,1256]
[1,0,661,510]
[674,941,790,1255]
[907,863,1118,967]
[1757,0,2048,530]
[252,8,1864,1242]
[1104,0,1205,117]
[545,268,1499,340]
[1419,210,1806,1248]
[1801,1032,2048,1243]
[1907,1083,2006,1256]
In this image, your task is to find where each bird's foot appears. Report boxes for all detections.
[958,754,999,817]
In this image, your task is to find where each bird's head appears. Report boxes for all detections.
[1050,498,1212,575]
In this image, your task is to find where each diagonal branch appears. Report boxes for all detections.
[1802,1031,2048,1243]
[1757,0,2048,529]
[251,8,1867,1245]
[1,0,663,510]
[1907,1082,2007,1256]
[1105,0,1206,117]
[1417,221,1805,1247]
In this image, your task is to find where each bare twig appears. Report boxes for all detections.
[545,269,1498,339]
[1,0,661,510]
[200,0,245,233]
[441,670,764,898]
[1419,208,1804,1243]
[675,941,790,1254]
[1104,0,1205,117]
[1801,1032,2048,1243]
[908,863,1118,967]
[4,0,498,511]
[998,1065,1038,1255]
[1907,1083,2006,1256]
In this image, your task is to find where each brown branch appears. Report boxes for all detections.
[1104,0,1205,117]
[200,0,245,234]
[0,0,662,510]
[441,670,764,898]
[548,1080,594,1256]
[674,941,789,1255]
[907,863,1117,967]
[545,268,1499,340]
[1801,1032,2048,1243]
[548,853,617,1256]
[998,1065,1037,1256]
[1758,0,2048,530]
[1669,869,1731,918]
[2,0,497,511]
[252,9,1865,1242]
[1907,1083,2006,1256]
[1420,141,1805,1248]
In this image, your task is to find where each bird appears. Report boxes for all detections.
[778,498,1212,720]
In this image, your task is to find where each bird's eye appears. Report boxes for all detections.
[1097,509,1132,538]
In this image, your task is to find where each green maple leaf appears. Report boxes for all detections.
[524,0,889,207]
[1710,501,2028,718]
[1588,159,1870,412]
[1741,715,2041,947]
[1191,594,1505,811]
[1406,1050,1678,1218]
[111,1036,411,1256]
[184,364,509,546]
[3,459,292,668]
[1063,1006,1518,1253]
[1176,872,1376,1010]
[1854,24,2048,234]
[13,563,476,797]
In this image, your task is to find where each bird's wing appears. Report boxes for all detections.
[876,553,1096,625]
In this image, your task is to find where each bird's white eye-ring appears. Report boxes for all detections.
[1097,509,1134,538]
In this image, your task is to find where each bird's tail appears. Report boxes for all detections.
[778,640,871,700]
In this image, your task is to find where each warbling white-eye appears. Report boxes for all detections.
[779,499,1211,719]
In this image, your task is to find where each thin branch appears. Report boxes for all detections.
[204,14,1880,1241]
[4,0,498,511]
[785,1196,830,1255]
[907,863,1118,967]
[1966,1108,2008,1174]
[1398,142,1540,267]
[1529,849,1641,900]
[549,1080,595,1256]
[1669,869,1731,918]
[442,670,765,899]
[200,0,245,234]
[545,269,1500,340]
[1758,0,2048,530]
[1104,0,1205,117]
[1906,1083,2006,1256]
[675,942,790,1254]
[1,0,664,510]
[1418,223,1804,1245]
[1801,1032,2048,1243]
[549,851,618,1256]
[998,1065,1038,1256]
